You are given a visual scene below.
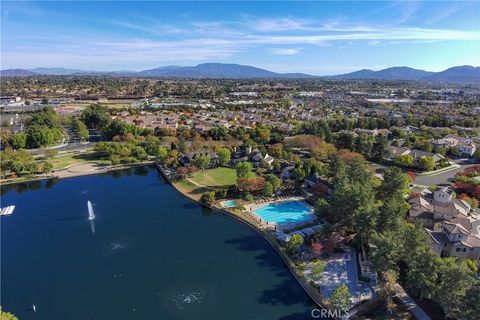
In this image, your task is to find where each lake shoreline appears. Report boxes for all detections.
[0,161,154,186]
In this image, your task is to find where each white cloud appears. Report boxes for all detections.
[271,48,299,55]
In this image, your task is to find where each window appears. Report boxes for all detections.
[456,248,461,252]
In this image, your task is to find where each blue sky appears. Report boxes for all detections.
[1,1,479,74]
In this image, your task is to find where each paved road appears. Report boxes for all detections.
[414,163,477,186]
[29,126,97,155]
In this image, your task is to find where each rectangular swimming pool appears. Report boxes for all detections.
[222,200,237,208]
[253,200,314,225]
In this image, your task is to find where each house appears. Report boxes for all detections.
[409,186,480,260]
[388,146,410,159]
[432,135,477,157]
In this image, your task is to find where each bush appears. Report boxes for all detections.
[245,193,254,202]
[215,189,228,199]
[200,191,215,204]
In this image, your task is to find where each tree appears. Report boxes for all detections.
[371,230,403,273]
[328,284,351,313]
[311,260,325,281]
[265,174,281,191]
[460,284,480,320]
[379,167,409,198]
[314,199,330,217]
[237,177,265,193]
[312,140,337,160]
[73,119,89,141]
[377,193,409,233]
[195,154,211,171]
[418,156,435,172]
[310,242,323,256]
[165,149,179,167]
[448,146,460,157]
[235,161,253,179]
[394,154,414,167]
[0,148,37,176]
[157,146,168,161]
[0,308,18,320]
[473,149,480,160]
[327,155,346,183]
[81,104,110,129]
[371,134,389,162]
[131,146,148,161]
[378,271,398,313]
[262,181,274,197]
[10,132,27,149]
[216,147,231,167]
[41,161,54,176]
[434,258,474,318]
[200,191,215,204]
[287,234,304,253]
[291,167,306,183]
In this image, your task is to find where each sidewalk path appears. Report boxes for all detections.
[394,284,431,320]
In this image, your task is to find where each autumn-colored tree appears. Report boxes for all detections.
[335,149,365,162]
[311,183,328,197]
[310,242,324,256]
[406,170,416,182]
[312,141,337,160]
[237,177,266,193]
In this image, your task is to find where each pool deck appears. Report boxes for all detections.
[316,248,375,306]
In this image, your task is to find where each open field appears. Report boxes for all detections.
[189,167,237,187]
[50,153,109,170]
[173,167,237,200]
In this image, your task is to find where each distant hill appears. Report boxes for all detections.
[0,69,37,76]
[422,65,480,83]
[138,63,313,78]
[1,63,478,83]
[30,67,86,75]
[329,69,375,79]
[332,67,433,81]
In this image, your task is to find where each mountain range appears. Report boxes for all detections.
[1,63,479,83]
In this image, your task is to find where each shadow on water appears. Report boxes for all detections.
[1,180,43,196]
[225,234,314,308]
[181,202,201,210]
[56,216,87,222]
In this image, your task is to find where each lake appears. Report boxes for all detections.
[1,167,315,320]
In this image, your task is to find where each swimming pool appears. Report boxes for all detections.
[254,200,314,225]
[222,200,237,208]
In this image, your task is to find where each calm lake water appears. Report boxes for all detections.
[1,167,314,320]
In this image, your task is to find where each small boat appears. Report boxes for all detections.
[32,304,36,312]
[0,205,15,216]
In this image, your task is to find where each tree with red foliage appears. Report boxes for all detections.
[176,166,189,178]
[406,171,416,182]
[237,177,266,193]
[310,242,324,256]
[311,183,328,197]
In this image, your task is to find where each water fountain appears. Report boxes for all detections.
[87,201,95,220]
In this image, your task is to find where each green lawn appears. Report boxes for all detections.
[50,153,109,170]
[190,167,237,187]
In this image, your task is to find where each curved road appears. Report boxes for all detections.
[414,163,478,186]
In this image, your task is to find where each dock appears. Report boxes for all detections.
[0,205,15,216]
